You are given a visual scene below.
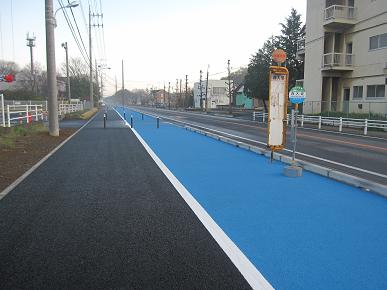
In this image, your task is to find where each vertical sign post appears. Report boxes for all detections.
[267,49,288,158]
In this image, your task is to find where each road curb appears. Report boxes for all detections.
[0,112,100,201]
[184,125,387,198]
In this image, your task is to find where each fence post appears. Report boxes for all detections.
[1,94,5,127]
[35,106,38,121]
[26,105,29,124]
[339,117,343,132]
[7,105,10,127]
[318,116,322,129]
[262,113,265,123]
[364,119,368,135]
[253,112,256,121]
[301,115,304,127]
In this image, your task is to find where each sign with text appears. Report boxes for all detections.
[272,49,287,64]
[267,66,289,151]
[289,86,306,104]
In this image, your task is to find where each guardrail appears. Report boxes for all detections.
[252,112,387,136]
[2,104,44,127]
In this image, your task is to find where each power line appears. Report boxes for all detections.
[67,0,89,59]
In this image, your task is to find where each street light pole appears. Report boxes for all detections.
[62,42,71,100]
[45,0,59,136]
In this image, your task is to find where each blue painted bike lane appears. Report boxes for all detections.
[117,108,387,290]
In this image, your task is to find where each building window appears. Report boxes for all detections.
[367,85,385,98]
[213,87,226,95]
[353,86,363,99]
[369,33,387,50]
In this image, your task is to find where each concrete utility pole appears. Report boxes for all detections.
[95,60,99,99]
[45,0,59,136]
[115,75,117,94]
[199,70,203,110]
[26,33,36,96]
[168,82,171,109]
[88,6,94,108]
[205,65,209,112]
[179,79,182,108]
[175,79,179,108]
[185,75,188,108]
[121,59,124,106]
[61,42,71,100]
[227,59,232,115]
[163,83,166,106]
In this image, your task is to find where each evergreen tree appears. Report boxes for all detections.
[278,8,305,88]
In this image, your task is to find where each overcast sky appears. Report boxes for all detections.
[0,0,306,95]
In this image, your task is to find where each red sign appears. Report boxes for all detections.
[272,49,287,64]
[0,74,15,82]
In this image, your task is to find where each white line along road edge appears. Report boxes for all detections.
[0,112,99,201]
[114,109,273,290]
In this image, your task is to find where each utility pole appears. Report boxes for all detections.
[61,42,71,100]
[175,79,179,109]
[199,70,203,110]
[26,33,36,96]
[168,82,171,110]
[88,6,93,108]
[89,8,103,108]
[45,0,59,136]
[179,79,182,108]
[163,83,166,106]
[205,65,209,112]
[121,59,124,106]
[227,59,232,115]
[185,75,188,108]
[115,75,117,94]
[95,59,99,99]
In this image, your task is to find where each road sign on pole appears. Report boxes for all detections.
[289,86,306,105]
[267,66,289,152]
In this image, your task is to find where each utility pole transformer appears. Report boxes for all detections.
[45,0,59,136]
[26,33,36,96]
[61,42,71,100]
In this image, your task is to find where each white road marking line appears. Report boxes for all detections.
[114,108,274,290]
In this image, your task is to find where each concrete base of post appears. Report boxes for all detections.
[284,165,303,178]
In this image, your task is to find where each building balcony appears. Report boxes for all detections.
[322,53,354,71]
[324,5,357,29]
[297,38,305,57]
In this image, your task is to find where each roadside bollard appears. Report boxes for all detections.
[141,113,144,120]
[157,117,160,128]
[124,111,126,121]
[130,115,133,128]
[103,113,107,129]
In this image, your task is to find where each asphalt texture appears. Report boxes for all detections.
[0,109,251,290]
[135,107,387,185]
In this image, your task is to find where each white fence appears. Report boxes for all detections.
[1,95,85,127]
[2,104,44,127]
[253,112,387,136]
[59,103,84,115]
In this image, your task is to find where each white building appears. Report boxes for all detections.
[193,80,231,109]
[301,0,387,115]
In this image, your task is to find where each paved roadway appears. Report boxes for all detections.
[134,107,387,186]
[0,110,250,289]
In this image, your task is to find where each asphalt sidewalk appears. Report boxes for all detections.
[0,109,250,289]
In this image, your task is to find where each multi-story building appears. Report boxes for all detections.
[193,80,231,109]
[302,0,387,115]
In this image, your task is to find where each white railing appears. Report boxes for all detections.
[58,102,84,115]
[2,104,44,127]
[323,53,353,68]
[253,112,387,136]
[324,5,357,21]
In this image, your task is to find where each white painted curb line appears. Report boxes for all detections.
[0,112,99,201]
